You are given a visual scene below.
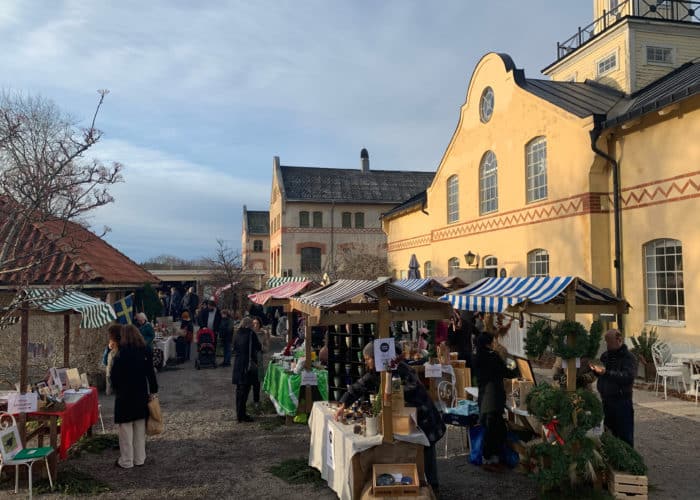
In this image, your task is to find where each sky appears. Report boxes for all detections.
[0,0,592,263]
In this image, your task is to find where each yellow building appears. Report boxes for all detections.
[382,0,700,343]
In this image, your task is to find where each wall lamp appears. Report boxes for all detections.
[464,251,477,267]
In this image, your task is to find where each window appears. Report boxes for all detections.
[400,270,407,279]
[300,247,322,273]
[424,261,432,278]
[354,212,365,228]
[312,211,323,228]
[479,87,494,123]
[299,211,309,227]
[341,212,351,228]
[483,255,498,277]
[526,137,547,202]
[448,257,460,274]
[597,53,617,76]
[527,249,550,277]
[479,151,498,214]
[446,175,459,223]
[253,240,263,252]
[646,46,673,65]
[644,239,685,323]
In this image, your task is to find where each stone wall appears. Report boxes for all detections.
[0,313,108,389]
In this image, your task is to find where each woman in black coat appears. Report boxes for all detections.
[111,324,159,469]
[231,317,262,423]
[473,332,518,470]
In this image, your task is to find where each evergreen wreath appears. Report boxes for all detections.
[586,320,604,359]
[553,320,589,359]
[525,319,553,359]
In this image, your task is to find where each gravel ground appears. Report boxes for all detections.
[1,338,697,499]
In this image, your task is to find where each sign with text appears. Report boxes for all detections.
[8,392,38,413]
[373,338,396,372]
[301,370,318,386]
[424,363,442,378]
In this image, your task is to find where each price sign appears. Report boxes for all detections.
[8,392,38,413]
[301,370,318,386]
[424,363,442,378]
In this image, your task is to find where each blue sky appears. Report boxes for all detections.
[0,1,592,263]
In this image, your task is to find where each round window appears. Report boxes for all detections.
[479,87,494,123]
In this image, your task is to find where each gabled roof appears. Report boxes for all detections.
[279,165,434,204]
[380,190,426,220]
[246,210,270,235]
[603,60,700,128]
[520,79,624,118]
[0,200,158,287]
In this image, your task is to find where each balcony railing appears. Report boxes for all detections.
[556,0,700,60]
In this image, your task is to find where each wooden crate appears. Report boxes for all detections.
[393,408,417,435]
[372,463,420,496]
[608,468,648,499]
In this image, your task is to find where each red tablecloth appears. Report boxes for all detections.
[29,387,99,459]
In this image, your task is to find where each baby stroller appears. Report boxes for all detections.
[195,327,217,369]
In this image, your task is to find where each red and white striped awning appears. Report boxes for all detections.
[248,280,316,305]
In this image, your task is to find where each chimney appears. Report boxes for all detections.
[360,148,369,172]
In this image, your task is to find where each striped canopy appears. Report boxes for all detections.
[25,289,117,328]
[248,280,316,305]
[393,278,449,295]
[294,279,440,309]
[265,276,309,289]
[440,276,622,313]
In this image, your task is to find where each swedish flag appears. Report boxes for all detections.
[113,294,134,325]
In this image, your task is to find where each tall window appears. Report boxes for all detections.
[312,211,323,228]
[253,240,263,252]
[448,257,460,275]
[479,151,498,214]
[299,211,309,227]
[526,137,547,202]
[644,239,685,323]
[354,212,365,228]
[483,255,498,277]
[527,249,550,277]
[424,261,432,278]
[446,175,459,223]
[341,212,351,228]
[300,247,322,273]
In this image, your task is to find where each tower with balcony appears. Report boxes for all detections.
[543,0,700,93]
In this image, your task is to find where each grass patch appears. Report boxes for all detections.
[68,433,119,458]
[269,458,324,486]
[35,467,111,496]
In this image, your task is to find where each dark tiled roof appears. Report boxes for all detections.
[246,210,269,235]
[604,61,700,128]
[280,166,434,204]
[381,190,426,220]
[520,79,624,118]
[0,199,158,287]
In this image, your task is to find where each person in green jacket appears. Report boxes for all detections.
[135,312,155,351]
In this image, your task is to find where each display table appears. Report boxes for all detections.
[308,402,429,500]
[263,362,328,416]
[26,387,99,478]
[153,336,177,369]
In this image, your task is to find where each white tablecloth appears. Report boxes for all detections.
[154,336,177,361]
[308,402,428,500]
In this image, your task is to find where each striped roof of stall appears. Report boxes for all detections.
[294,279,439,310]
[440,276,621,313]
[265,276,309,289]
[25,288,116,328]
[392,278,449,294]
[248,280,316,305]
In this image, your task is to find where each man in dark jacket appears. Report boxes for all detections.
[590,329,638,447]
[334,341,445,493]
[199,300,222,346]
[231,317,262,422]
[168,287,182,320]
[181,287,199,322]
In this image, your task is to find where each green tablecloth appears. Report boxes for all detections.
[263,362,328,416]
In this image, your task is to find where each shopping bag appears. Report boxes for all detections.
[146,396,164,436]
[468,425,484,465]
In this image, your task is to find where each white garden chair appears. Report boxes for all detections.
[651,343,686,400]
[0,413,54,499]
[438,380,469,458]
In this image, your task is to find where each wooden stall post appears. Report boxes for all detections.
[565,284,577,393]
[64,313,71,367]
[378,293,394,443]
[304,314,313,413]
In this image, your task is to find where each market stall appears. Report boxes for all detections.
[263,362,328,416]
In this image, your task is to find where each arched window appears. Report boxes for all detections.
[479,151,498,214]
[448,257,460,275]
[526,137,547,202]
[644,239,684,323]
[341,212,351,228]
[446,175,459,223]
[483,255,498,277]
[424,261,432,278]
[299,211,309,227]
[253,240,263,252]
[527,249,549,277]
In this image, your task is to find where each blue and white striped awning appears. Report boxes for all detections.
[25,289,116,328]
[440,276,622,313]
[393,278,449,295]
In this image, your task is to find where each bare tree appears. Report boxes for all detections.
[0,90,122,320]
[325,244,390,281]
[140,254,198,270]
[202,239,255,314]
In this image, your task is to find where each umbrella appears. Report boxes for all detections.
[407,254,421,279]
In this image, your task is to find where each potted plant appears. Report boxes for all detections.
[366,391,382,437]
[630,327,658,381]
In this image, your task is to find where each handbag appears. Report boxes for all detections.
[146,396,164,436]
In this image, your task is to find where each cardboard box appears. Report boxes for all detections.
[393,407,417,435]
[372,463,419,496]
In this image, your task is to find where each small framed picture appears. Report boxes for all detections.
[80,373,90,389]
[67,369,81,390]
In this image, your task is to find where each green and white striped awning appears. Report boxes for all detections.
[265,276,309,289]
[25,289,116,328]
